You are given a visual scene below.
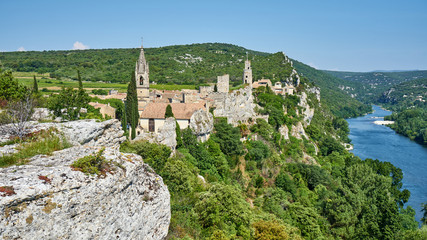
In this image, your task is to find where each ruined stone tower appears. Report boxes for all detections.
[243,55,252,87]
[135,41,149,100]
[217,74,229,93]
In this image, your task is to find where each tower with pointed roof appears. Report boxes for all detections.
[135,40,150,99]
[243,53,252,87]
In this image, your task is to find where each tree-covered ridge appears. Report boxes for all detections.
[292,60,372,118]
[380,78,427,145]
[378,78,427,111]
[0,43,269,85]
[324,70,427,103]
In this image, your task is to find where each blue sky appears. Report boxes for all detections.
[1,0,426,72]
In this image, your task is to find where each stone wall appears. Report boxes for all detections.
[217,74,229,93]
[211,86,256,126]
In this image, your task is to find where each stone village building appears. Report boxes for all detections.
[130,42,298,142]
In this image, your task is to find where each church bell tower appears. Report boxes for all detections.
[135,40,149,99]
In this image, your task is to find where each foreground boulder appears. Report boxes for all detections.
[0,119,171,239]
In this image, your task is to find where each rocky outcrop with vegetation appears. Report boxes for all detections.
[0,119,171,239]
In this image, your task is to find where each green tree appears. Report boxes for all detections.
[211,118,243,157]
[77,70,83,89]
[126,71,138,139]
[0,68,26,101]
[165,104,174,118]
[33,75,38,93]
[195,184,251,238]
[175,120,183,148]
[422,202,427,225]
[48,87,89,120]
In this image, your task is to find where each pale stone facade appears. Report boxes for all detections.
[243,59,253,86]
[217,74,229,93]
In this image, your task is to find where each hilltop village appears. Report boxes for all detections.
[129,43,300,143]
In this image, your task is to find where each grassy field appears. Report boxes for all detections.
[14,72,196,92]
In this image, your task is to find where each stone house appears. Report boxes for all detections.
[252,78,273,90]
[138,102,207,133]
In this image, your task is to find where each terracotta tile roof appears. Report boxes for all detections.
[140,102,206,120]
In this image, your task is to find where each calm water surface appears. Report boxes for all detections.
[347,105,427,224]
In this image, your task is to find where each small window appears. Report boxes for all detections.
[149,119,155,132]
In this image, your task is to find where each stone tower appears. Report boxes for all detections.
[217,74,229,93]
[135,41,149,100]
[243,54,252,87]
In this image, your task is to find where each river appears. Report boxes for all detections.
[347,105,427,224]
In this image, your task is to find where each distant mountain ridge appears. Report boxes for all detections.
[323,69,427,103]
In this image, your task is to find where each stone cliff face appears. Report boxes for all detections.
[212,86,256,126]
[190,109,214,142]
[0,119,171,240]
[298,92,315,126]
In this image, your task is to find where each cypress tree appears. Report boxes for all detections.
[33,75,38,93]
[214,84,218,92]
[77,70,83,90]
[126,71,138,140]
[121,107,127,134]
[165,104,174,118]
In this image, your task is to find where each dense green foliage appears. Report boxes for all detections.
[47,86,90,120]
[0,68,27,101]
[385,108,427,145]
[0,43,267,85]
[378,78,427,145]
[118,85,421,239]
[325,70,427,103]
[378,78,427,111]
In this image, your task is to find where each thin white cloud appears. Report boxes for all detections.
[72,41,89,50]
[17,46,26,52]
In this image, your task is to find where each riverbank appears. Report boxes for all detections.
[347,105,427,225]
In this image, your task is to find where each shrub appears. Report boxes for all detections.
[71,148,112,175]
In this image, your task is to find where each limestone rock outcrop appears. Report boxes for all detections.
[298,92,315,126]
[0,119,171,240]
[135,117,177,150]
[279,125,289,140]
[212,86,256,126]
[291,122,309,140]
[156,117,177,149]
[190,109,214,142]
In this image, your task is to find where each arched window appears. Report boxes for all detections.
[140,76,143,85]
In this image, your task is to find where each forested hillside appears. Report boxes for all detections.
[292,60,371,118]
[325,70,427,103]
[0,43,371,118]
[381,78,427,145]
